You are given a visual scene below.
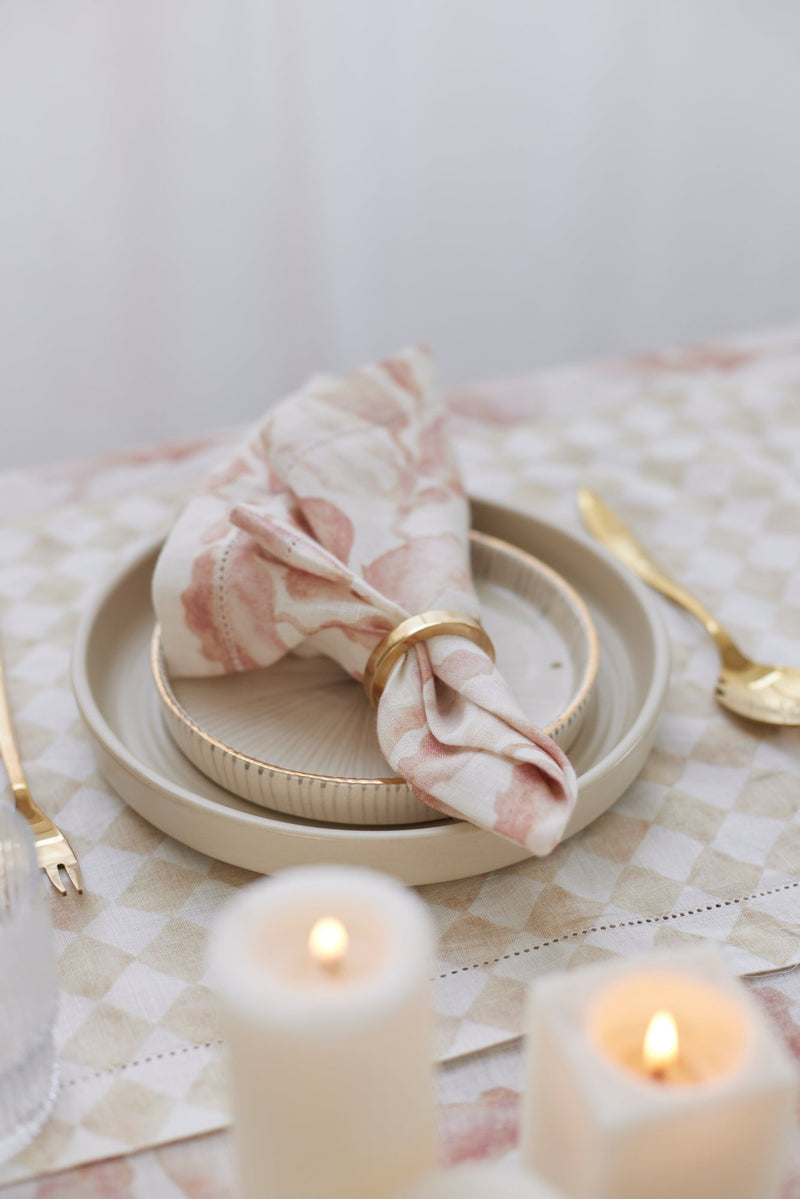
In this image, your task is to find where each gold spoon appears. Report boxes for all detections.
[578,488,800,726]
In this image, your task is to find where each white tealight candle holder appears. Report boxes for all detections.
[208,866,437,1199]
[392,1163,565,1197]
[521,946,798,1199]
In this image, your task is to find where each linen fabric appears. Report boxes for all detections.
[152,347,576,852]
[3,326,800,1187]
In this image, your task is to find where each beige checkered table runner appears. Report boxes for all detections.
[1,327,799,1186]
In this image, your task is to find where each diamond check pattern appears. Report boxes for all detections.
[1,328,800,1184]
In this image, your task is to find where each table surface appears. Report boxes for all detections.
[3,974,800,1197]
[2,326,800,1196]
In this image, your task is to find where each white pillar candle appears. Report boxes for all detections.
[207,866,437,1199]
[392,1163,565,1197]
[521,946,797,1199]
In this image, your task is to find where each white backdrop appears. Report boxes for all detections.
[1,1,798,467]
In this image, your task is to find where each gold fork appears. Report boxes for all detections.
[0,639,83,895]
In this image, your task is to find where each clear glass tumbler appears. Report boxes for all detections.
[0,806,59,1161]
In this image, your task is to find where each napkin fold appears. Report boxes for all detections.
[153,347,577,853]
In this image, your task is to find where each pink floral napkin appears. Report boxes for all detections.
[153,347,577,853]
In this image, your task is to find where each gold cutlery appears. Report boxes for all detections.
[578,488,800,726]
[0,639,83,894]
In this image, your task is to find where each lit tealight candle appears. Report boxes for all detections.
[208,866,437,1199]
[521,946,797,1199]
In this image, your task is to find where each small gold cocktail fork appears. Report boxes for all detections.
[0,639,83,895]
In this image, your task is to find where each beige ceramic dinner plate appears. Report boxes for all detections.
[151,529,599,826]
[71,500,670,885]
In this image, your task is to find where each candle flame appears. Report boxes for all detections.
[643,1009,679,1075]
[308,916,348,970]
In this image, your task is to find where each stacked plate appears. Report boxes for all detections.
[151,529,599,827]
[72,499,670,885]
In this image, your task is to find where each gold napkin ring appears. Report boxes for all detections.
[363,610,495,707]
